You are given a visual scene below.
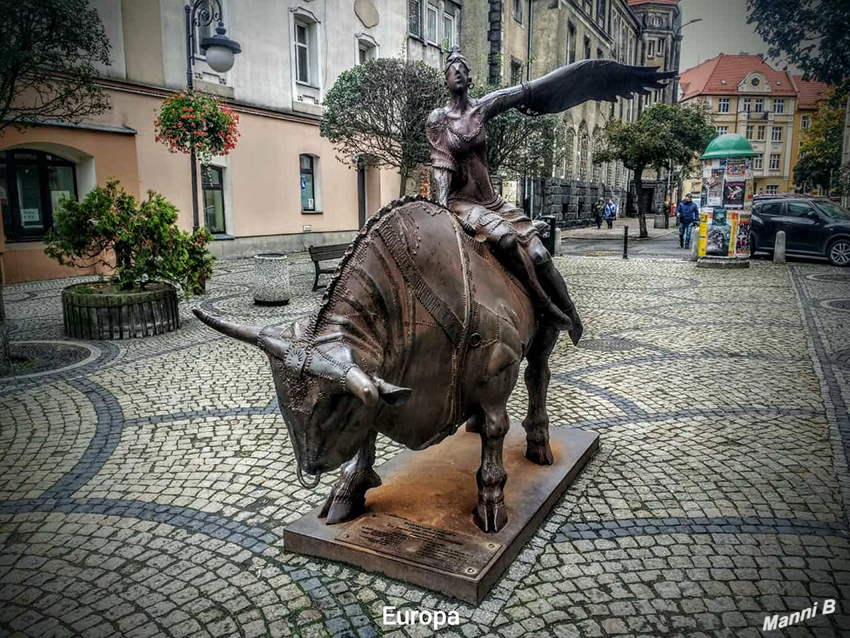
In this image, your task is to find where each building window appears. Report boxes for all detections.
[771,126,782,142]
[718,98,730,113]
[765,184,778,194]
[753,155,763,169]
[657,38,664,55]
[300,154,317,211]
[801,115,811,130]
[647,40,654,57]
[597,48,604,60]
[757,125,766,140]
[510,59,523,86]
[755,98,764,113]
[564,129,575,179]
[578,130,589,181]
[426,5,438,44]
[743,97,751,112]
[567,23,577,65]
[202,166,226,234]
[0,150,77,242]
[512,0,523,24]
[409,0,421,37]
[746,125,754,139]
[769,153,780,170]
[773,98,785,114]
[295,21,311,84]
[442,13,455,49]
[358,38,377,64]
[715,126,728,135]
[584,36,591,60]
[597,0,607,28]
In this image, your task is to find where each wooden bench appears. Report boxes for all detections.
[308,243,348,291]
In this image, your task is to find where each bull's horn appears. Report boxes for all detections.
[375,378,413,406]
[193,308,261,346]
[345,366,379,406]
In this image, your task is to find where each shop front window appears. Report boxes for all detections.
[0,150,77,242]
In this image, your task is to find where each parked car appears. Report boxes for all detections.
[750,198,850,266]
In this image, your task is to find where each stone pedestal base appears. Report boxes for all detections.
[285,424,599,604]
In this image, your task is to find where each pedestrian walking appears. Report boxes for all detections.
[604,197,617,229]
[593,197,604,229]
[676,193,699,249]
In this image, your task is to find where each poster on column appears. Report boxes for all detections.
[723,181,745,208]
[706,208,731,256]
[725,160,747,179]
[706,169,724,207]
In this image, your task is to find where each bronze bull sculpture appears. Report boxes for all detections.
[195,55,674,533]
[194,196,581,533]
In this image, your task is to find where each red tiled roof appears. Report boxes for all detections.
[792,75,829,110]
[678,54,797,100]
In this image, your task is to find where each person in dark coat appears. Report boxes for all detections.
[676,193,700,249]
[593,197,604,229]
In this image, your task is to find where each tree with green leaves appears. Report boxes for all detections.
[320,58,446,197]
[469,84,566,181]
[594,102,716,238]
[746,0,849,87]
[0,0,112,135]
[794,87,848,193]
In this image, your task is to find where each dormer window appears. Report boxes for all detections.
[751,77,761,87]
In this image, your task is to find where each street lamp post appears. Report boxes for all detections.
[672,18,702,104]
[184,0,241,231]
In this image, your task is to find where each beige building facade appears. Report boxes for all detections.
[1,0,462,284]
[679,54,803,197]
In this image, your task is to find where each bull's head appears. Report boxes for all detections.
[193,309,410,488]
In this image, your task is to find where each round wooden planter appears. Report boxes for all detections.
[62,282,180,340]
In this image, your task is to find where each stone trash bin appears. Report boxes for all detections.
[253,253,291,305]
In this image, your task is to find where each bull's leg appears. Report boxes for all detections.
[522,322,560,465]
[473,406,510,533]
[319,430,381,525]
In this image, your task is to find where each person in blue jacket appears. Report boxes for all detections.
[604,198,617,229]
[676,193,699,249]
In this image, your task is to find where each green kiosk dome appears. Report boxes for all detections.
[700,133,758,160]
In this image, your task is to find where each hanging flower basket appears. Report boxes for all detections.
[154,89,240,163]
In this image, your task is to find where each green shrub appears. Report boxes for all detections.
[45,179,214,296]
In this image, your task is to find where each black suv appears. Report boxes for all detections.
[750,197,850,266]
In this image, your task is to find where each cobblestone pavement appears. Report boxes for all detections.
[1,252,849,638]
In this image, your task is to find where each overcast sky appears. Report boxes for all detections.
[677,0,798,74]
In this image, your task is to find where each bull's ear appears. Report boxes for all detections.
[375,379,413,406]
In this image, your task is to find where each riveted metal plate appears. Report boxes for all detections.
[336,514,501,578]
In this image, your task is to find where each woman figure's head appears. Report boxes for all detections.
[444,47,472,95]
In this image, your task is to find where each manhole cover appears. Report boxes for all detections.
[820,299,850,313]
[578,338,642,352]
[1,341,99,379]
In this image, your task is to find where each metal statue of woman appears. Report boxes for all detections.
[428,49,674,335]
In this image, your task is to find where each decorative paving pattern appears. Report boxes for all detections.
[1,251,849,637]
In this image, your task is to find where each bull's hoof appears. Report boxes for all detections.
[319,492,367,525]
[473,501,508,533]
[525,439,554,465]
